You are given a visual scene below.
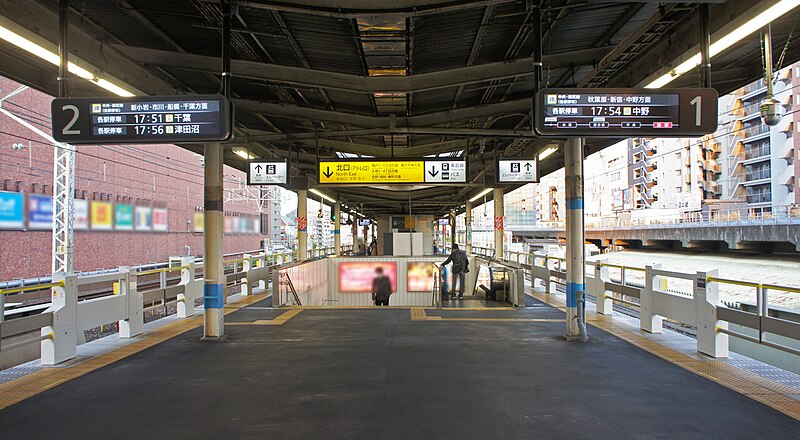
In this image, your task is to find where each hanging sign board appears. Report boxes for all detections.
[247,159,289,185]
[534,88,718,137]
[318,159,467,184]
[51,95,233,144]
[497,157,538,183]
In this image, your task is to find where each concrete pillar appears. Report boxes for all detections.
[493,188,504,257]
[297,189,308,261]
[334,202,341,256]
[565,138,585,339]
[466,201,473,254]
[203,143,224,339]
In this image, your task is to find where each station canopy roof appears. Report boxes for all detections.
[1,0,798,215]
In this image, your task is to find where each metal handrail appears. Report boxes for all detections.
[0,281,64,296]
[136,266,190,277]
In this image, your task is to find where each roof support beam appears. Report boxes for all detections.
[198,0,518,18]
[235,98,532,129]
[117,45,612,94]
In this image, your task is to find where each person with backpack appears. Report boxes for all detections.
[442,244,469,299]
[371,266,393,306]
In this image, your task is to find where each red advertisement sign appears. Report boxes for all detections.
[494,216,504,230]
[297,216,307,232]
[339,262,397,293]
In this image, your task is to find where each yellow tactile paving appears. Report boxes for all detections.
[227,309,303,326]
[0,294,268,411]
[531,292,800,421]
[409,307,561,323]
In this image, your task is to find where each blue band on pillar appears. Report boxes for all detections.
[204,283,224,309]
[334,229,340,234]
[566,199,583,210]
[566,282,585,308]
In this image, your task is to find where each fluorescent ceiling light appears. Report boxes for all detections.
[469,188,492,203]
[232,148,255,160]
[310,188,336,203]
[0,23,135,96]
[645,0,800,88]
[538,146,558,161]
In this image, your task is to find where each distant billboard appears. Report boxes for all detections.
[407,262,435,292]
[28,195,53,230]
[153,208,168,232]
[135,206,152,231]
[74,199,89,230]
[115,204,134,230]
[339,261,397,293]
[677,191,702,213]
[0,191,24,229]
[91,201,114,230]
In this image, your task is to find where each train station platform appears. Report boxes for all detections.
[1,291,799,439]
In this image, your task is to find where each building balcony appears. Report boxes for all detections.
[746,193,772,205]
[741,78,767,100]
[740,103,762,121]
[743,169,772,185]
[742,125,771,143]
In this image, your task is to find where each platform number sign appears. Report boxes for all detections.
[535,88,718,137]
[51,95,233,144]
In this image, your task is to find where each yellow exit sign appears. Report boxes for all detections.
[319,159,467,184]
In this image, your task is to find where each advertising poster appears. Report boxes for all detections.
[28,194,53,230]
[224,216,234,234]
[612,190,623,211]
[193,212,204,233]
[339,261,397,293]
[91,201,113,230]
[407,262,435,292]
[135,206,152,231]
[153,208,168,232]
[252,217,261,235]
[115,204,134,230]
[0,191,24,229]
[73,199,89,230]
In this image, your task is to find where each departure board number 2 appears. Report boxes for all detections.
[134,114,165,124]
[134,125,166,135]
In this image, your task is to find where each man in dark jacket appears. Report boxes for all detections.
[371,267,393,306]
[442,244,469,299]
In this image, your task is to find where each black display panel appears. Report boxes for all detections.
[52,95,233,144]
[535,88,718,137]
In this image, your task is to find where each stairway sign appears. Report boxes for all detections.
[248,159,289,185]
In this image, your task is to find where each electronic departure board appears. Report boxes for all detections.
[51,95,233,144]
[534,88,718,137]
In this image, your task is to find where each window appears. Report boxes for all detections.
[611,172,620,182]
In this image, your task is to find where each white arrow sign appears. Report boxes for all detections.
[424,160,467,183]
[248,160,288,185]
[497,158,538,183]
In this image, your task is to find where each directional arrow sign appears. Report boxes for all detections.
[428,166,439,178]
[497,158,537,183]
[424,160,466,183]
[248,159,288,185]
[323,167,334,178]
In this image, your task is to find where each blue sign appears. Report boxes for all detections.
[28,194,53,230]
[0,191,24,229]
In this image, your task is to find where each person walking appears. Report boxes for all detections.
[442,244,469,299]
[371,266,392,306]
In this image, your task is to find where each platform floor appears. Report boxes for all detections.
[1,295,799,439]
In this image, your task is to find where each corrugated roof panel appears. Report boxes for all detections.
[278,12,364,75]
[412,8,486,74]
